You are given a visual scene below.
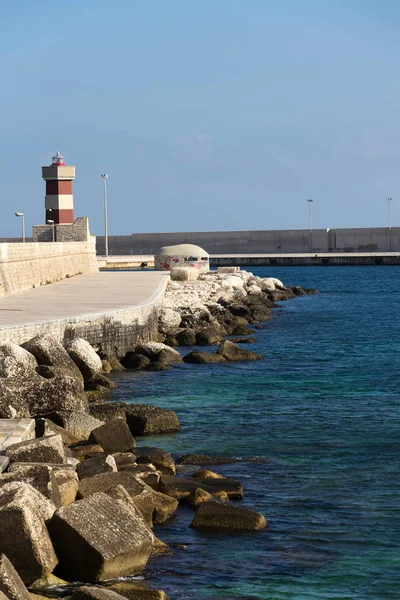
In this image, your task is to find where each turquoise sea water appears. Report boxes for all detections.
[110,266,400,600]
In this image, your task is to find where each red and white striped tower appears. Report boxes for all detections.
[41,152,75,224]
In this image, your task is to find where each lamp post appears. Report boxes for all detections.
[306,199,313,252]
[101,174,109,257]
[47,219,55,242]
[15,212,25,243]
[387,197,392,251]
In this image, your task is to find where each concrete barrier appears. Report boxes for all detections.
[0,240,98,297]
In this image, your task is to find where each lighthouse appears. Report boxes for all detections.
[41,152,75,224]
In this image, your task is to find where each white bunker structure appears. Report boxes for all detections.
[155,244,210,271]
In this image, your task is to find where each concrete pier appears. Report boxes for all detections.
[0,271,169,352]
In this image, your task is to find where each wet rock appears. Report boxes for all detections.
[230,337,257,344]
[117,465,160,490]
[0,554,32,600]
[48,492,153,581]
[231,324,254,336]
[228,304,251,318]
[135,447,176,476]
[35,418,78,446]
[70,587,128,600]
[191,500,267,531]
[192,469,225,479]
[5,463,61,506]
[89,419,136,454]
[134,343,182,364]
[86,374,117,391]
[78,472,155,526]
[109,582,169,600]
[107,356,126,371]
[160,475,242,501]
[5,435,67,465]
[186,488,213,506]
[177,454,238,465]
[77,455,117,480]
[183,351,226,364]
[291,285,307,296]
[22,335,83,382]
[101,360,112,373]
[65,339,103,382]
[152,491,179,524]
[121,354,150,371]
[195,326,223,345]
[112,403,180,436]
[217,340,262,362]
[175,329,196,346]
[0,483,58,584]
[46,412,104,442]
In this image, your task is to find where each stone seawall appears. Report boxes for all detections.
[0,274,169,355]
[0,240,98,297]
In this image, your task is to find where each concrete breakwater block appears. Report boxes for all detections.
[5,434,67,465]
[0,553,32,600]
[191,500,267,531]
[48,492,154,581]
[0,419,35,452]
[0,482,58,584]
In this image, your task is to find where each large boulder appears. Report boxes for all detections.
[220,276,245,290]
[134,343,182,365]
[65,339,103,382]
[48,492,154,581]
[35,419,79,446]
[89,404,127,423]
[5,435,67,465]
[0,554,32,600]
[191,500,267,531]
[170,267,199,282]
[177,454,238,465]
[108,582,169,600]
[152,491,178,524]
[0,483,58,584]
[77,472,155,526]
[135,447,175,476]
[217,340,262,362]
[77,455,117,480]
[159,476,242,500]
[158,308,182,334]
[5,464,61,506]
[22,335,83,382]
[0,343,37,378]
[183,351,226,365]
[120,354,150,371]
[0,374,87,420]
[112,403,180,436]
[89,419,136,454]
[51,465,79,506]
[46,412,104,441]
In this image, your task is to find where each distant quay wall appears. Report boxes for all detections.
[0,274,169,355]
[0,241,98,298]
[96,227,400,256]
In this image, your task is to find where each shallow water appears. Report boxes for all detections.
[110,266,400,599]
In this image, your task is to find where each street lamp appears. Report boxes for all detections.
[387,197,393,251]
[47,219,55,242]
[15,212,25,243]
[306,199,313,251]
[101,174,109,257]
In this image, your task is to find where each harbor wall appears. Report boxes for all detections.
[0,240,98,298]
[96,227,400,255]
[0,274,169,354]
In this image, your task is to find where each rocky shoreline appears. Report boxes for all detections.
[0,268,317,600]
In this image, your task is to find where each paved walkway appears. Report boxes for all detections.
[0,271,169,329]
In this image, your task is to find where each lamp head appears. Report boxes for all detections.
[47,220,54,224]
[15,212,24,217]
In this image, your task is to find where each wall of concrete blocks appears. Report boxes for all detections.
[33,217,91,243]
[96,227,400,255]
[0,240,98,297]
[0,276,168,356]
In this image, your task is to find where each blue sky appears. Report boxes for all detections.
[1,0,400,237]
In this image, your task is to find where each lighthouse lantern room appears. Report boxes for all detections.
[42,152,75,224]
